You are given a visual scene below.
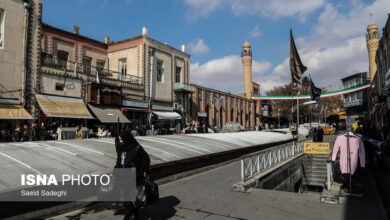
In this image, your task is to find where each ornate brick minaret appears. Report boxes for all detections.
[242,42,253,99]
[366,23,380,82]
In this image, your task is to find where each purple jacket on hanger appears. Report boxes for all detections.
[331,134,365,174]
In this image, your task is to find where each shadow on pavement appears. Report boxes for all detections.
[140,196,181,220]
[342,169,388,220]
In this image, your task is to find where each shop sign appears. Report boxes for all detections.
[304,142,330,154]
[197,112,207,117]
[122,100,148,108]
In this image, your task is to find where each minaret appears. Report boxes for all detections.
[366,23,380,82]
[242,42,253,99]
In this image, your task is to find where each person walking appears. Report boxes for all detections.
[12,126,22,142]
[21,124,29,142]
[29,122,39,141]
[75,125,83,139]
[115,130,151,220]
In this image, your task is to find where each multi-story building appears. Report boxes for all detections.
[341,72,369,117]
[189,42,261,129]
[366,14,390,135]
[0,0,41,133]
[106,27,192,130]
[38,24,191,131]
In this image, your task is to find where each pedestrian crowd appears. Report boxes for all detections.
[1,121,42,142]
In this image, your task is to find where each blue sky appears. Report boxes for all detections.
[41,0,389,94]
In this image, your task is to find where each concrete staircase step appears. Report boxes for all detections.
[307,173,327,178]
[303,169,327,174]
[304,179,325,186]
[307,166,327,170]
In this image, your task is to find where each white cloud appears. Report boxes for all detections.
[263,0,389,93]
[99,0,132,10]
[246,25,261,38]
[184,0,326,21]
[184,0,226,20]
[191,55,271,93]
[187,39,210,55]
[100,0,109,10]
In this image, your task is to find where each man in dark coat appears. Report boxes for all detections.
[115,130,150,220]
[21,124,29,142]
[12,126,22,142]
[29,122,40,141]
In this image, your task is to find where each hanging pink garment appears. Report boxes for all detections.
[331,134,365,174]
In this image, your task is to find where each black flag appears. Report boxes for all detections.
[310,76,321,103]
[289,29,307,84]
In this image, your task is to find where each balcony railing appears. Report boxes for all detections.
[174,82,195,93]
[41,53,144,85]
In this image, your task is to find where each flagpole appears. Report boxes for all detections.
[296,83,299,134]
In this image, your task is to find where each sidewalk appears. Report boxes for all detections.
[47,155,387,220]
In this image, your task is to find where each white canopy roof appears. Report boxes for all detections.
[153,111,181,120]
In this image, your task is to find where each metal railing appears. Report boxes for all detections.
[41,53,144,85]
[240,140,305,183]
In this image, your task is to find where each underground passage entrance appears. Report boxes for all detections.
[232,141,330,194]
[254,154,328,193]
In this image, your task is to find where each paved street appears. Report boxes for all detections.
[47,135,386,220]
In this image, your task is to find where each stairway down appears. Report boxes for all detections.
[302,154,329,187]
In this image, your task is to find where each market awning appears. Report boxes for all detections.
[88,104,130,123]
[153,111,181,120]
[122,107,148,112]
[35,94,93,119]
[0,104,33,119]
[197,112,207,117]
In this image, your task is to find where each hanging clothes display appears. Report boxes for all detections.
[331,134,365,174]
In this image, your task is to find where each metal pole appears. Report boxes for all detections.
[296,84,300,134]
[21,2,30,106]
[117,116,119,136]
[241,159,245,183]
[278,108,280,129]
[325,106,327,124]
[148,49,154,126]
[327,162,332,190]
[347,126,352,192]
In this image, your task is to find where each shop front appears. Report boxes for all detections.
[151,105,182,134]
[0,98,34,142]
[122,99,149,127]
[197,112,207,126]
[87,83,131,135]
[35,94,93,139]
[87,104,130,136]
